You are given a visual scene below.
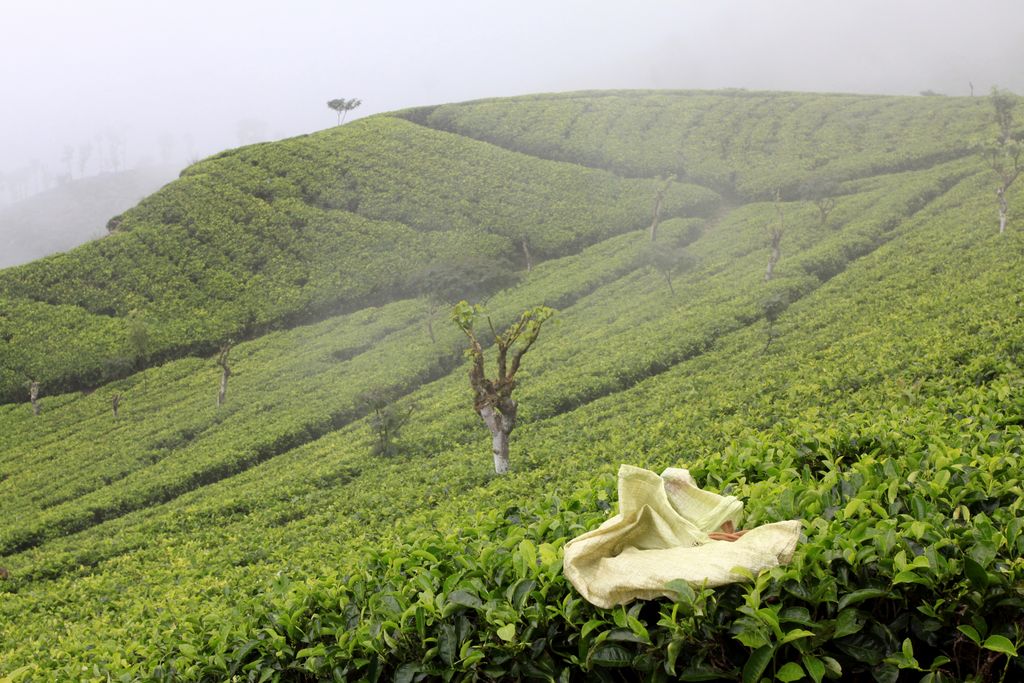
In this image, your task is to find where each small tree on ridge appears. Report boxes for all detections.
[328,98,362,125]
[764,190,785,282]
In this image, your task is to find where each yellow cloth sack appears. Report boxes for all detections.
[563,464,801,608]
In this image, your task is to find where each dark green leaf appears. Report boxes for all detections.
[963,557,989,591]
[590,643,633,668]
[446,590,482,610]
[836,588,889,611]
[834,609,864,639]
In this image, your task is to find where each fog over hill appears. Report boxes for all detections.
[0,166,179,269]
[2,1,1022,202]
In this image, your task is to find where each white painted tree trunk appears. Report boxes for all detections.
[479,405,511,474]
[491,429,510,475]
[999,187,1008,234]
[218,369,229,406]
[522,239,533,273]
[765,244,780,281]
[29,381,40,416]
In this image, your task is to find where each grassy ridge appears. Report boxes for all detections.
[1,90,1023,680]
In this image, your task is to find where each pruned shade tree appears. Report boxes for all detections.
[989,88,1022,234]
[452,302,555,474]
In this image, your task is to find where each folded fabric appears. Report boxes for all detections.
[563,464,802,608]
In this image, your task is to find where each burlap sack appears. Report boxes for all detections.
[563,465,801,608]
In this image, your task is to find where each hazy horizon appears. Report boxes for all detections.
[2,0,1023,204]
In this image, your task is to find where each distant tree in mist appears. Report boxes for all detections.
[95,130,128,173]
[359,387,415,458]
[327,98,362,125]
[410,255,517,343]
[77,143,93,177]
[61,145,75,180]
[649,174,676,242]
[216,342,233,407]
[452,302,555,475]
[799,178,839,229]
[236,119,268,146]
[988,87,1022,234]
[638,240,696,296]
[762,292,789,352]
[764,190,785,281]
[158,134,176,166]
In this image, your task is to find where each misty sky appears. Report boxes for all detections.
[2,0,1023,189]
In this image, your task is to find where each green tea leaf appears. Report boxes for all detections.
[982,635,1017,657]
[742,645,774,683]
[776,661,805,682]
[957,625,982,645]
[836,588,888,611]
[446,590,482,610]
[780,628,815,644]
[802,655,825,683]
[590,643,633,668]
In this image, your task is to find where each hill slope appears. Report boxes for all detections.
[1,91,1023,681]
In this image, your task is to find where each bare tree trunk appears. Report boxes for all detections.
[998,186,1008,234]
[217,344,232,407]
[112,393,121,419]
[765,243,780,281]
[649,175,676,242]
[29,381,40,416]
[218,368,230,406]
[766,195,784,281]
[664,272,676,296]
[816,197,836,229]
[650,196,663,242]
[426,315,436,344]
[522,239,533,273]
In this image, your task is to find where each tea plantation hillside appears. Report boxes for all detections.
[2,90,1023,681]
